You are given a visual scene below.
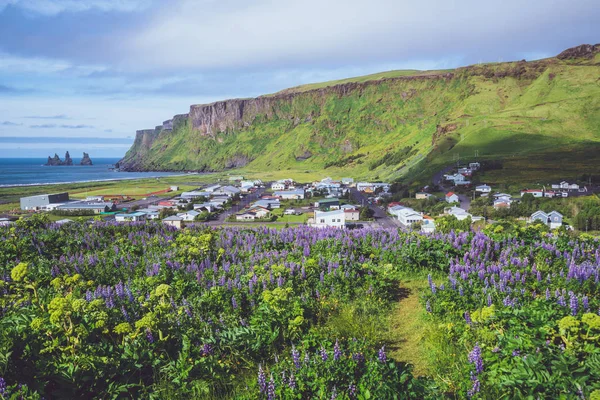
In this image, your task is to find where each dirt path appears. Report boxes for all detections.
[387,278,430,376]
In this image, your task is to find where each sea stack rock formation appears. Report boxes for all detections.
[45,151,75,166]
[80,152,93,165]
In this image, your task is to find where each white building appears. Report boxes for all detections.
[520,189,544,198]
[469,162,481,170]
[446,192,460,203]
[421,217,436,233]
[475,185,491,193]
[312,209,346,228]
[397,208,423,227]
[344,209,360,221]
[551,181,579,191]
[115,212,147,222]
[204,184,221,193]
[170,186,179,191]
[530,210,563,229]
[180,191,210,200]
[162,216,183,229]
[177,210,201,221]
[271,182,286,191]
[341,178,354,185]
[274,189,305,200]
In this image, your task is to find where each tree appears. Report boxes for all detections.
[360,208,375,220]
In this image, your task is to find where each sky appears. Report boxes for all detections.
[0,0,598,158]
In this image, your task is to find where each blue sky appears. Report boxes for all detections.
[0,0,598,158]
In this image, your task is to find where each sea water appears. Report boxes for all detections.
[0,158,184,186]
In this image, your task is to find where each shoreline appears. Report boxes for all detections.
[0,172,201,188]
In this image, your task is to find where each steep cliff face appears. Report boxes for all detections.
[118,45,600,180]
[80,152,93,166]
[46,151,73,166]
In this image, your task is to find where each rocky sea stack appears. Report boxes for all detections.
[80,152,93,166]
[45,151,73,166]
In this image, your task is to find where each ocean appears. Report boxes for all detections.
[0,158,183,187]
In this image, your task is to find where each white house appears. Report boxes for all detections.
[253,199,281,209]
[356,182,390,193]
[162,216,183,229]
[180,191,210,200]
[177,210,201,221]
[446,206,471,221]
[493,199,512,209]
[388,205,408,217]
[170,186,179,191]
[340,204,358,210]
[344,208,360,221]
[284,208,297,215]
[469,162,481,170]
[137,208,160,220]
[246,206,270,218]
[397,208,423,227]
[446,192,460,203]
[521,189,544,198]
[551,181,579,191]
[475,185,491,193]
[274,189,305,200]
[421,216,436,233]
[458,168,473,177]
[342,178,354,185]
[530,210,563,229]
[416,192,434,199]
[115,211,147,222]
[312,209,346,228]
[215,186,241,197]
[271,182,286,191]
[204,184,221,193]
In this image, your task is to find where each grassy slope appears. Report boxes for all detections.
[125,56,600,187]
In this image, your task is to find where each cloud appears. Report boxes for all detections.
[0,83,18,92]
[25,114,69,119]
[29,122,94,129]
[104,129,113,133]
[60,124,94,129]
[0,0,153,15]
[1,120,22,126]
[30,124,57,128]
[0,136,133,144]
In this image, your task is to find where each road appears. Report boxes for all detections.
[432,165,471,211]
[349,188,400,229]
[205,187,266,226]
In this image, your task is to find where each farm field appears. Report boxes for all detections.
[1,218,600,398]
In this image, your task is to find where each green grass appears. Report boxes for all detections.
[119,54,600,188]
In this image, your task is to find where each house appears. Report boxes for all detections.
[274,189,305,200]
[493,199,512,209]
[397,208,423,227]
[312,209,346,228]
[493,193,512,202]
[137,209,160,220]
[551,181,579,191]
[388,205,408,217]
[20,192,70,210]
[520,189,544,198]
[341,178,354,185]
[446,192,459,203]
[246,206,270,218]
[416,192,434,200]
[180,191,210,200]
[158,200,177,208]
[344,208,360,221]
[315,198,340,210]
[253,199,281,209]
[193,203,216,213]
[469,162,481,170]
[356,182,390,192]
[177,210,201,221]
[162,215,183,229]
[115,211,147,222]
[57,202,115,214]
[284,208,297,215]
[340,204,358,210]
[85,195,104,202]
[544,191,556,198]
[240,181,256,192]
[475,185,491,193]
[204,184,221,193]
[235,207,270,221]
[170,186,179,191]
[421,216,436,233]
[458,168,473,177]
[271,182,286,191]
[446,206,471,221]
[215,186,241,197]
[530,210,563,229]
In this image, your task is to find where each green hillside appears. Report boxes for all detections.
[119,45,600,186]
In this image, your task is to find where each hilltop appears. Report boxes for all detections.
[118,44,600,185]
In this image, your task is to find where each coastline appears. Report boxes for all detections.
[0,172,201,188]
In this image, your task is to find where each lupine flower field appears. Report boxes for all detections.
[1,216,600,399]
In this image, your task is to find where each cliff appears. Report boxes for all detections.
[80,152,93,166]
[118,44,600,181]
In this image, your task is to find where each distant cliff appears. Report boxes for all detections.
[46,151,73,166]
[118,44,600,181]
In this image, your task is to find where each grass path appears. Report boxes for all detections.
[387,276,430,376]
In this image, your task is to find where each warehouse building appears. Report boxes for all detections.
[20,192,70,210]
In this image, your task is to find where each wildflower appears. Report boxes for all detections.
[288,373,296,390]
[0,376,6,396]
[267,374,276,400]
[426,300,432,313]
[231,296,238,309]
[146,328,154,343]
[464,311,472,325]
[468,344,484,374]
[333,340,342,361]
[467,372,481,398]
[258,365,266,394]
[320,346,328,362]
[348,383,357,399]
[292,346,301,369]
[378,346,387,363]
[569,292,578,316]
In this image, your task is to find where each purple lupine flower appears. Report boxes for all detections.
[334,340,342,361]
[288,373,296,390]
[464,311,472,325]
[320,347,328,362]
[569,292,578,316]
[0,376,6,396]
[352,352,364,363]
[348,383,357,399]
[231,296,238,309]
[292,346,301,369]
[468,344,484,374]
[557,295,566,307]
[426,300,432,313]
[378,346,387,363]
[583,296,589,311]
[258,365,267,394]
[121,306,130,322]
[467,372,481,398]
[146,328,154,343]
[267,374,276,400]
[512,349,520,357]
[330,386,337,400]
[202,343,213,356]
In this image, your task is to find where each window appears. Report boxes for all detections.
[320,219,325,223]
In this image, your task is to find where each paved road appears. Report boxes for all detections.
[432,165,471,211]
[349,188,400,229]
[206,187,266,225]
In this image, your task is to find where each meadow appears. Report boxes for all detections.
[1,217,600,398]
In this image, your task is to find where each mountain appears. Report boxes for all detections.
[46,151,73,166]
[118,44,600,184]
[80,152,93,166]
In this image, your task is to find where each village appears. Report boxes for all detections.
[3,160,593,233]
